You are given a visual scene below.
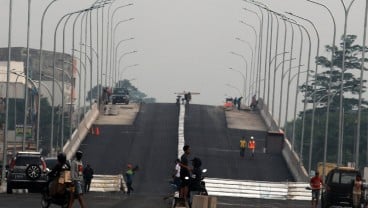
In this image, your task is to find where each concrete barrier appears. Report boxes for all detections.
[90,174,123,192]
[282,139,309,182]
[257,98,278,131]
[63,103,99,159]
[204,177,310,200]
[256,97,308,182]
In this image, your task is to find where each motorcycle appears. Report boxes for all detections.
[41,183,71,208]
[166,168,208,208]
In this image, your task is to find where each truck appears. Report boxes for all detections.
[111,88,129,105]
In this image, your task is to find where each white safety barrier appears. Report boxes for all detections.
[63,103,99,160]
[178,103,185,158]
[204,178,311,201]
[90,174,125,192]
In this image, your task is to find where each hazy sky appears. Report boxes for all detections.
[0,0,367,124]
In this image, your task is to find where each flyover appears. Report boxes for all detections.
[67,101,310,206]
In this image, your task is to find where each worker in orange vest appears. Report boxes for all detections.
[248,136,256,159]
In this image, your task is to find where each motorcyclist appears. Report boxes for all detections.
[47,152,70,197]
[189,157,202,192]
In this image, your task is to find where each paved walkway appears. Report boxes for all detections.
[94,103,139,125]
[225,108,267,131]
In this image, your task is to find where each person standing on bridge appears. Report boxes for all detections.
[239,137,247,158]
[310,171,323,208]
[68,150,86,208]
[83,163,94,193]
[125,164,139,195]
[179,145,192,201]
[248,137,256,159]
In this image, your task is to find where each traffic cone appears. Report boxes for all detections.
[95,127,100,136]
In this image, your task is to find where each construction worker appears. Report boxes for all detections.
[248,136,256,158]
[239,137,247,158]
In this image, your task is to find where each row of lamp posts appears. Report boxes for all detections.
[1,0,139,187]
[229,0,368,177]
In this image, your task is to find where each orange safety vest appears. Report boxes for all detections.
[249,140,255,149]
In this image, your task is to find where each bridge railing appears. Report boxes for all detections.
[63,103,99,159]
[256,97,309,182]
[257,98,278,131]
[204,178,311,201]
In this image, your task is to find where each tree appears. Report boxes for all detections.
[300,34,368,110]
[86,84,102,102]
[116,79,156,103]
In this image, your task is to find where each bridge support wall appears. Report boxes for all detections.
[63,103,99,159]
[257,98,308,182]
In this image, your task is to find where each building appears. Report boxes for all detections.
[0,47,77,107]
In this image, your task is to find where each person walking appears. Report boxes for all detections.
[310,171,323,208]
[237,97,243,110]
[179,145,191,202]
[239,137,247,158]
[125,164,138,195]
[83,163,94,193]
[353,174,363,208]
[248,136,256,159]
[68,150,86,208]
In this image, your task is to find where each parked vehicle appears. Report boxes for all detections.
[44,157,71,173]
[7,151,48,193]
[321,167,362,207]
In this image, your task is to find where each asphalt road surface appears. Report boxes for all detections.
[0,193,312,208]
[184,104,294,182]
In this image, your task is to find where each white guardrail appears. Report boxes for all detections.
[204,178,311,201]
[90,174,126,192]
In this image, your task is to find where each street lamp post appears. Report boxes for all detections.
[2,0,13,188]
[282,18,295,133]
[230,51,249,102]
[108,3,134,86]
[235,37,255,100]
[227,67,246,99]
[23,0,31,149]
[116,51,138,86]
[37,0,58,153]
[287,12,321,175]
[119,64,139,86]
[112,18,135,84]
[242,6,263,100]
[271,58,294,120]
[356,1,368,168]
[306,0,337,177]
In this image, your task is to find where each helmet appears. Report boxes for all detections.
[76,150,83,160]
[191,157,202,168]
[57,152,67,164]
[251,136,254,140]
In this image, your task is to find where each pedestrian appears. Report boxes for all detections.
[310,171,323,208]
[83,163,94,193]
[172,159,181,190]
[233,97,237,106]
[68,150,86,208]
[237,97,243,110]
[239,137,247,158]
[248,136,256,158]
[353,174,363,208]
[179,145,191,202]
[125,164,138,195]
[250,95,257,109]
